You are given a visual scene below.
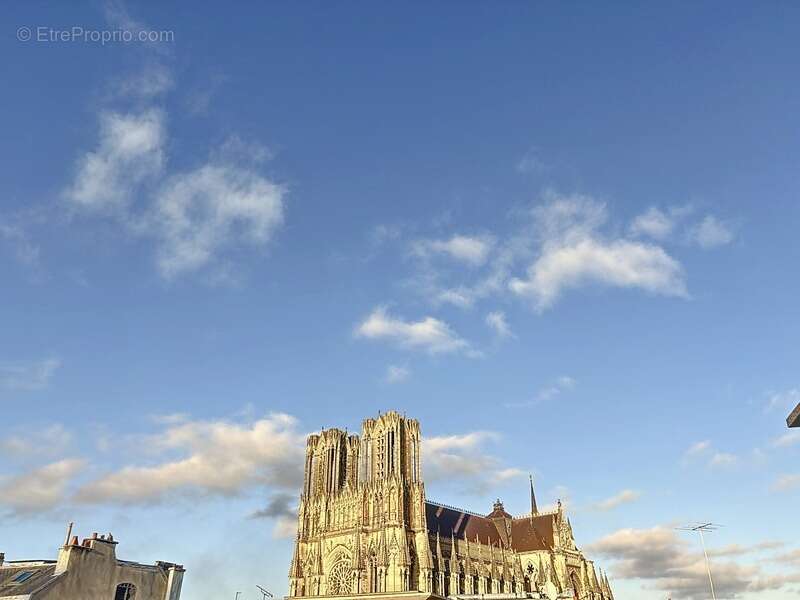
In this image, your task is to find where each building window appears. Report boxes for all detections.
[12,571,34,584]
[115,583,137,600]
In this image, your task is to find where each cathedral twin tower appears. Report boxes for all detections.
[288,411,613,600]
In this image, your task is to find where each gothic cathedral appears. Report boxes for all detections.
[288,411,613,600]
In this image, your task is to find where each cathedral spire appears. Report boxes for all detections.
[529,474,538,516]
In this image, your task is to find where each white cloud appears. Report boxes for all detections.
[0,221,40,268]
[436,288,477,309]
[0,357,61,391]
[509,196,687,311]
[630,207,675,240]
[74,413,305,505]
[151,164,285,278]
[592,489,642,511]
[19,413,523,519]
[684,440,711,457]
[395,196,734,316]
[385,365,410,384]
[505,375,576,408]
[588,525,800,598]
[772,474,800,493]
[683,441,738,469]
[64,53,287,281]
[423,431,523,494]
[516,147,547,174]
[688,215,734,248]
[0,459,85,515]
[485,311,512,338]
[709,541,785,558]
[413,235,494,266]
[113,64,174,99]
[765,388,800,413]
[0,424,72,458]
[65,109,165,212]
[708,452,738,469]
[354,307,470,355]
[772,430,800,448]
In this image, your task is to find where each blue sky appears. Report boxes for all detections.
[1,2,799,599]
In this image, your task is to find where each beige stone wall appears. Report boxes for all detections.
[36,538,180,600]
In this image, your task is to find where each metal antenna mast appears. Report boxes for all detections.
[676,523,722,600]
[256,586,273,600]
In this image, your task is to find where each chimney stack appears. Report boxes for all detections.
[63,522,74,547]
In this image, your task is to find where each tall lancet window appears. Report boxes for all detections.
[376,436,385,479]
[387,430,395,475]
[410,438,418,482]
[309,453,318,496]
[359,438,367,483]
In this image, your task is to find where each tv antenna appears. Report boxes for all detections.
[256,586,273,600]
[676,523,722,600]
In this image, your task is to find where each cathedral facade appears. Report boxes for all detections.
[288,411,613,600]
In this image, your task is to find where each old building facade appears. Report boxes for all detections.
[288,411,613,600]
[0,526,184,600]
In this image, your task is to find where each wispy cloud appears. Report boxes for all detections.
[485,310,513,338]
[510,196,687,311]
[588,526,800,598]
[385,364,410,384]
[516,147,547,174]
[708,452,738,469]
[0,459,85,516]
[0,357,61,391]
[111,64,174,99]
[151,164,285,278]
[412,234,494,267]
[0,424,72,458]
[354,307,471,355]
[629,206,677,240]
[682,440,738,469]
[591,489,642,511]
[395,197,735,317]
[63,16,286,281]
[684,440,712,457]
[772,430,800,448]
[423,431,523,494]
[765,388,800,413]
[505,375,576,408]
[688,215,735,248]
[65,109,166,212]
[73,413,304,505]
[708,541,785,558]
[772,474,800,493]
[0,219,41,270]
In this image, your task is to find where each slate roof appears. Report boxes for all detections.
[788,402,800,428]
[0,562,60,598]
[425,501,557,552]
